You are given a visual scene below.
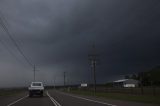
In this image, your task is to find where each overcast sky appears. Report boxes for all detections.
[0,0,160,87]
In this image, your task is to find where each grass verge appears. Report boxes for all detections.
[0,89,25,96]
[66,89,160,105]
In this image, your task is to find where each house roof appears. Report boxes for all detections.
[114,79,129,83]
[114,79,138,83]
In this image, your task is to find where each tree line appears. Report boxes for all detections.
[125,66,160,86]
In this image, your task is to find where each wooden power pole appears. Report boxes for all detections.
[88,44,99,96]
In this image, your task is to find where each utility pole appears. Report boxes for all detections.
[33,65,36,81]
[33,65,39,82]
[88,44,99,96]
[53,76,56,89]
[64,72,66,88]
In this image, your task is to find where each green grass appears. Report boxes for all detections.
[0,89,24,96]
[66,90,160,105]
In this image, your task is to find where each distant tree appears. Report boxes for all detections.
[137,68,160,86]
[124,75,130,79]
[131,74,137,80]
[137,72,150,86]
[124,65,160,86]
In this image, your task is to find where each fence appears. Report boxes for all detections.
[77,86,160,96]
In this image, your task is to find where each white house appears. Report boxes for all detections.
[113,79,139,88]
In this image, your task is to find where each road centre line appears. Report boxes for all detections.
[7,95,28,106]
[59,91,117,106]
[47,91,61,106]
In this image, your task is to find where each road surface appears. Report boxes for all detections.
[0,90,158,106]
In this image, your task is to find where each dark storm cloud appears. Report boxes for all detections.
[0,0,160,87]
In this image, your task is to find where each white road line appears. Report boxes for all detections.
[7,95,28,106]
[59,92,117,106]
[47,91,61,106]
[51,97,61,106]
[47,92,57,106]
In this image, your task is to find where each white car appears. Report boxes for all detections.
[28,82,44,97]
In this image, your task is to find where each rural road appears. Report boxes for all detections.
[0,90,158,106]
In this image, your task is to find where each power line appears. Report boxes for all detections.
[0,36,28,67]
[0,12,33,68]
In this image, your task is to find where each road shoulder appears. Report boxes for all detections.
[57,90,158,106]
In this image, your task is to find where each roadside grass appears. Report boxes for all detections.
[0,89,25,96]
[66,89,160,105]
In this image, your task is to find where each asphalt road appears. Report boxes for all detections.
[0,90,158,106]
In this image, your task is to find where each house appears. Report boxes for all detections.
[80,83,88,87]
[113,79,139,88]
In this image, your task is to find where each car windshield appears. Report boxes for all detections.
[32,83,41,86]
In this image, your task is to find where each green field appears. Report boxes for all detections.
[0,89,25,96]
[66,89,160,105]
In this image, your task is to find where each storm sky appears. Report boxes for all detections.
[0,0,160,87]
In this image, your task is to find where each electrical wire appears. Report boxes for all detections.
[0,34,28,68]
[0,11,33,68]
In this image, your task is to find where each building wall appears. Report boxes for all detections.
[114,79,139,88]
